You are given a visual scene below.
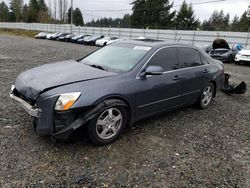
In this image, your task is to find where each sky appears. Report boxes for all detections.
[4,0,250,22]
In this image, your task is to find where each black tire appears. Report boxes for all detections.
[198,83,215,109]
[87,101,128,146]
[235,61,240,65]
[228,55,234,63]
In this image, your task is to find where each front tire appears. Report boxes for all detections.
[198,83,215,109]
[87,104,128,146]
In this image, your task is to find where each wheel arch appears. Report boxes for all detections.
[93,95,133,126]
[210,80,217,97]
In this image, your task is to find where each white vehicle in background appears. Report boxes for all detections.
[235,45,250,65]
[106,38,125,45]
[35,32,47,39]
[46,32,59,40]
[95,36,119,46]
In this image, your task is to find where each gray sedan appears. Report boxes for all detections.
[10,40,224,145]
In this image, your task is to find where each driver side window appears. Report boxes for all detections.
[147,47,179,71]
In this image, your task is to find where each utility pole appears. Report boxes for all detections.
[71,0,73,33]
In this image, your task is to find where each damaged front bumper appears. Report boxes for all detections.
[10,85,90,140]
[10,86,41,118]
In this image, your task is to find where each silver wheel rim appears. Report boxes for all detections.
[202,86,213,106]
[96,108,123,140]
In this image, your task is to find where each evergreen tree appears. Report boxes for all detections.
[28,0,39,22]
[231,15,240,31]
[73,8,84,26]
[237,11,250,32]
[22,3,29,22]
[131,0,175,29]
[10,0,23,21]
[67,7,84,26]
[0,1,9,22]
[38,0,47,12]
[201,10,230,31]
[66,7,73,24]
[174,1,199,30]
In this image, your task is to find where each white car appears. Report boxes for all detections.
[46,32,59,40]
[35,32,47,39]
[95,37,119,46]
[235,45,250,65]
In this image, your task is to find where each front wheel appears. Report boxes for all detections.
[198,83,215,109]
[87,105,128,146]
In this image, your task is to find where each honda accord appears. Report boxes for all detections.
[10,40,224,145]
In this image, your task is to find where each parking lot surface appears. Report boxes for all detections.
[0,34,249,187]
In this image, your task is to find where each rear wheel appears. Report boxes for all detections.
[87,103,128,146]
[198,83,215,109]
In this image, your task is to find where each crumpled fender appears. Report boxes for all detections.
[53,99,128,139]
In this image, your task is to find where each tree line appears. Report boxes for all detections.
[0,0,249,32]
[0,0,84,26]
[88,0,249,32]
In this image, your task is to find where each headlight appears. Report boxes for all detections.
[55,92,81,111]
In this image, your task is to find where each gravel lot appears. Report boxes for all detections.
[0,34,249,187]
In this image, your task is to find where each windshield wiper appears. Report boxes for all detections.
[88,64,107,71]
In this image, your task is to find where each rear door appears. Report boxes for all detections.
[176,47,211,103]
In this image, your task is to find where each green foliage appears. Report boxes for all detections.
[22,4,29,22]
[66,7,73,24]
[73,8,84,26]
[237,11,250,32]
[10,0,23,21]
[67,7,84,26]
[202,10,230,31]
[0,1,9,22]
[28,0,39,22]
[38,0,47,12]
[130,0,176,29]
[85,14,131,28]
[174,1,199,30]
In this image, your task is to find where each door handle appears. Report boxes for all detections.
[173,75,182,81]
[203,69,209,73]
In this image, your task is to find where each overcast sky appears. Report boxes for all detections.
[4,0,250,22]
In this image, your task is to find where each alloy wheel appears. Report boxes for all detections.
[96,108,123,140]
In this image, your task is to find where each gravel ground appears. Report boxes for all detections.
[0,34,249,187]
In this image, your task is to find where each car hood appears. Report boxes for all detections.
[15,60,117,100]
[239,50,250,55]
[212,39,230,50]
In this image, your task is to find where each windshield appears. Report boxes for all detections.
[81,44,150,73]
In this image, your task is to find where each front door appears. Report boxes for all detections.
[135,47,184,119]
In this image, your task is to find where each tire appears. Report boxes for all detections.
[87,102,128,146]
[198,83,215,109]
[235,61,240,65]
[228,55,234,63]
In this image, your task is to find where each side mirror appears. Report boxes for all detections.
[145,65,164,76]
[139,66,164,78]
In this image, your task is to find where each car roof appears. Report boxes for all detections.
[117,39,200,49]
